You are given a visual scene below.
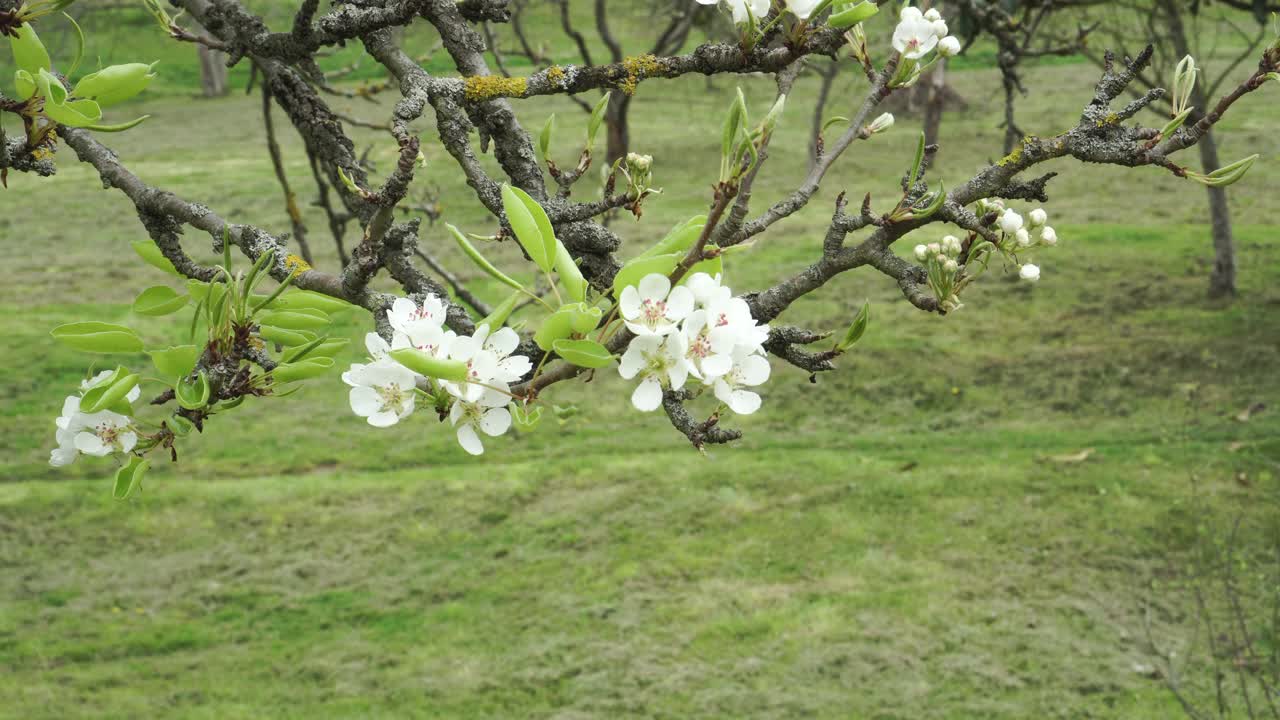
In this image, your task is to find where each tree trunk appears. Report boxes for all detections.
[604,94,631,168]
[194,21,229,98]
[1162,0,1236,298]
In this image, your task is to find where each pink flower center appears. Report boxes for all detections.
[689,334,712,359]
[640,298,667,328]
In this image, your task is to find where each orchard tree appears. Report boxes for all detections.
[1,0,1276,492]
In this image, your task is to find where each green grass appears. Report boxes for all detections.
[3,7,1280,719]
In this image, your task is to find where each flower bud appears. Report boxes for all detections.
[941,235,961,256]
[944,259,958,273]
[935,253,947,264]
[927,242,941,255]
[998,208,1024,235]
[914,244,928,261]
[937,36,961,57]
[932,20,949,38]
[626,152,652,173]
[901,6,923,21]
[1040,226,1058,246]
[1015,228,1031,247]
[1019,263,1041,282]
[1028,208,1047,227]
[924,8,942,21]
[867,112,895,134]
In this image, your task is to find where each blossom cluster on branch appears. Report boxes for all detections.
[1,0,1276,492]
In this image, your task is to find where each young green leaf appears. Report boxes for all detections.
[501,184,555,274]
[907,131,926,191]
[612,253,682,297]
[112,456,149,500]
[636,216,706,260]
[836,301,870,351]
[176,371,210,410]
[131,239,181,276]
[479,290,523,329]
[272,357,336,384]
[554,240,588,303]
[257,325,316,347]
[9,23,51,76]
[255,308,331,330]
[539,113,555,159]
[552,339,615,368]
[132,285,188,316]
[51,322,143,354]
[148,345,200,378]
[510,403,543,433]
[389,349,470,382]
[448,223,525,292]
[587,92,612,148]
[80,371,139,413]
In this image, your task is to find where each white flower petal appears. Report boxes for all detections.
[349,386,381,416]
[665,286,694,321]
[479,407,512,437]
[739,355,772,386]
[619,285,642,320]
[456,424,485,455]
[367,410,400,428]
[74,432,110,456]
[727,388,762,415]
[637,273,671,303]
[631,378,663,412]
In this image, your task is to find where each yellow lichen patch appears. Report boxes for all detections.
[996,144,1023,167]
[546,65,567,86]
[285,254,312,273]
[618,54,662,96]
[463,75,528,102]
[1095,112,1120,128]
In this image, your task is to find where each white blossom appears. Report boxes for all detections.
[449,323,532,384]
[999,208,1024,235]
[343,360,417,427]
[1015,228,1031,247]
[1020,263,1041,282]
[893,13,939,59]
[619,334,689,412]
[50,377,141,467]
[449,385,512,456]
[914,244,929,261]
[941,235,962,256]
[697,0,770,25]
[1029,208,1048,227]
[713,347,771,415]
[937,36,961,57]
[681,309,736,380]
[784,0,822,19]
[686,272,732,307]
[931,19,949,38]
[387,295,447,340]
[867,112,895,134]
[620,273,694,337]
[1041,226,1058,246]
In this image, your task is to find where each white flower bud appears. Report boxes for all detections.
[1041,226,1058,246]
[927,242,941,255]
[944,259,958,273]
[932,20,949,38]
[998,208,1024,235]
[1015,228,1031,247]
[923,8,942,21]
[1019,263,1041,282]
[941,235,961,256]
[937,36,961,57]
[935,253,947,264]
[867,112,895,134]
[914,244,928,261]
[901,6,923,21]
[1029,208,1047,227]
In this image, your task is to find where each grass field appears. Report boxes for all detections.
[2,6,1280,718]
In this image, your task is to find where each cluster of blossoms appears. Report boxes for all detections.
[913,202,1061,311]
[893,6,960,60]
[342,296,532,456]
[617,273,772,415]
[50,371,140,467]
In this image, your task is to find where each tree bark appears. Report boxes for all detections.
[922,59,947,147]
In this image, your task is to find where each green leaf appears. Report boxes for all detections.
[81,371,138,413]
[539,113,555,158]
[176,371,210,410]
[14,69,36,101]
[828,0,879,29]
[261,290,354,313]
[71,62,156,107]
[9,23,51,76]
[63,11,86,76]
[113,456,149,500]
[534,302,601,351]
[686,254,723,280]
[837,301,870,351]
[479,290,523,330]
[908,131,926,191]
[168,414,195,438]
[149,345,200,378]
[510,403,543,433]
[389,349,469,382]
[256,308,331,330]
[612,253,681,297]
[281,337,348,363]
[84,115,151,133]
[554,240,588,303]
[257,325,316,347]
[131,239,181,276]
[132,285,188,316]
[552,339,614,368]
[51,322,143,354]
[587,92,611,148]
[637,216,706,260]
[448,223,525,292]
[502,185,557,275]
[272,357,336,384]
